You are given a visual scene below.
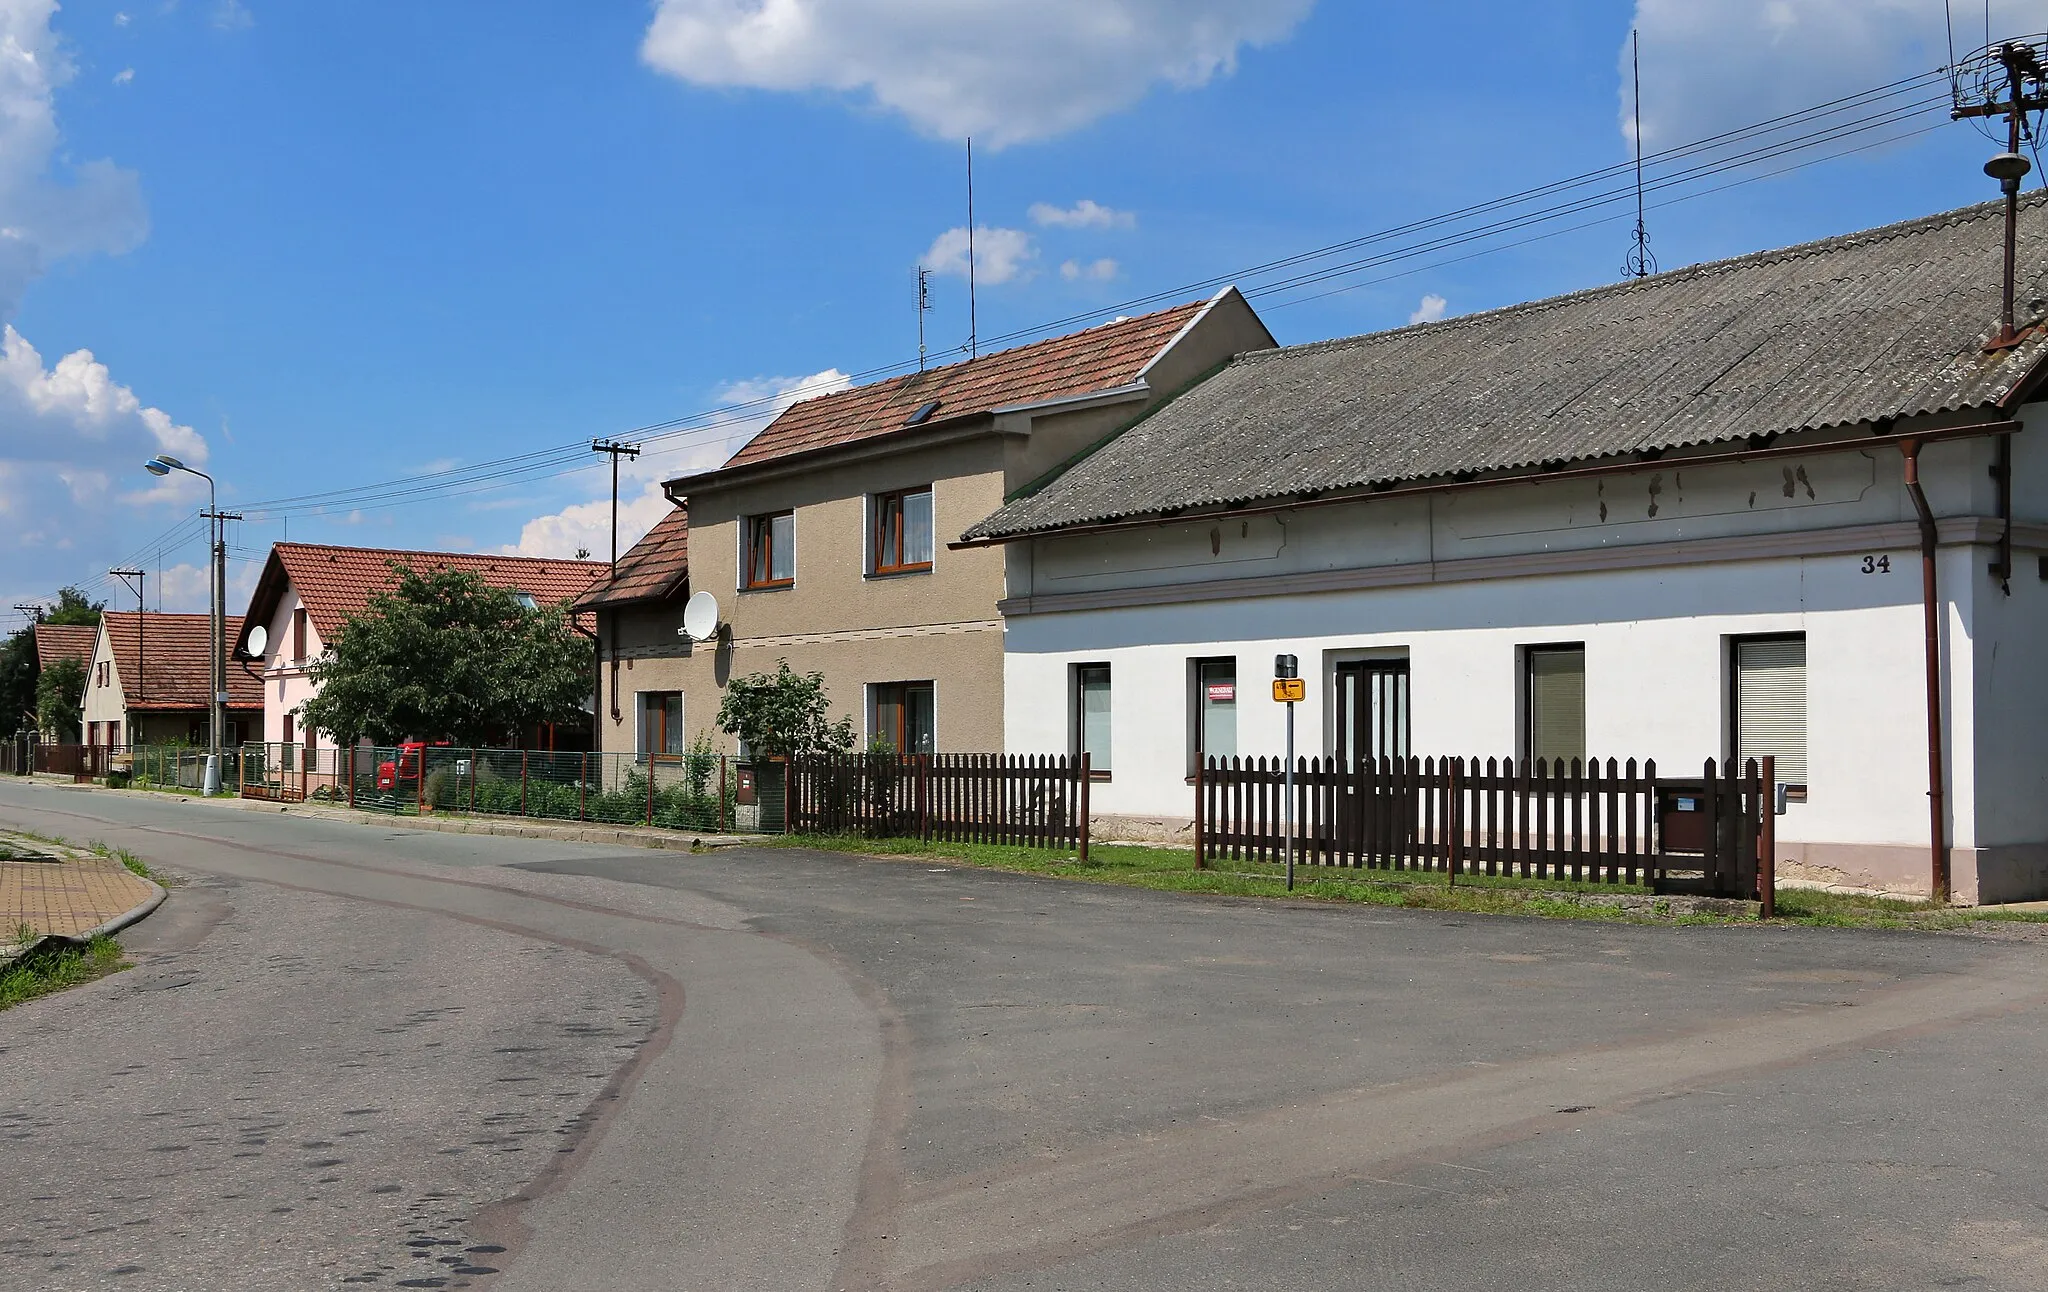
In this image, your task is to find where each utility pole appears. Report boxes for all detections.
[11,604,43,624]
[110,569,144,725]
[1952,38,2048,348]
[590,439,642,578]
[201,510,240,775]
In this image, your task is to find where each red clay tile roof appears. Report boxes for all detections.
[577,506,688,610]
[716,300,1209,471]
[241,543,608,649]
[32,623,97,670]
[102,612,264,712]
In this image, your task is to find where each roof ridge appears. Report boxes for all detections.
[274,540,604,568]
[1242,193,2034,365]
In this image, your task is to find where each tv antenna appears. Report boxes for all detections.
[966,136,978,360]
[1622,28,1657,280]
[917,265,932,371]
[1950,34,2048,350]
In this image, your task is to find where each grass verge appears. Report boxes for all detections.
[772,834,2048,931]
[0,825,164,883]
[0,935,129,1010]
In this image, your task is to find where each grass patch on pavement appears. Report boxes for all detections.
[774,834,1648,921]
[0,826,164,883]
[772,834,2048,931]
[0,934,129,1010]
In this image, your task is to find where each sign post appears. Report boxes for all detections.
[1273,654,1302,891]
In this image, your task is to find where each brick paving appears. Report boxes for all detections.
[0,838,157,943]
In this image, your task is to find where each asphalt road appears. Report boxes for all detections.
[2,779,2045,1292]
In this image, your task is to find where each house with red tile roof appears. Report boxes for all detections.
[30,623,98,740]
[78,612,265,749]
[234,542,607,752]
[575,288,1272,760]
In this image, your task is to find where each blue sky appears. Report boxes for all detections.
[3,0,2038,620]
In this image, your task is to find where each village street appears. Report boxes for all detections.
[3,778,2047,1291]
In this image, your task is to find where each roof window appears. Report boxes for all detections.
[904,399,941,427]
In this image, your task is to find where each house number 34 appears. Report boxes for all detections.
[1861,554,1892,574]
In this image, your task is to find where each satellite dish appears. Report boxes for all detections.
[245,625,268,658]
[682,591,721,643]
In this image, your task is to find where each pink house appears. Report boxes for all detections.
[233,542,606,752]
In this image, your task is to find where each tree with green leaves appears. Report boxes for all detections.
[298,564,593,746]
[35,656,86,742]
[2,588,103,737]
[716,661,855,759]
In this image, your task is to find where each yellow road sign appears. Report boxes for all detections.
[1272,678,1305,703]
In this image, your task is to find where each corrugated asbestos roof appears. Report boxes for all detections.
[576,506,689,609]
[717,300,1209,471]
[242,543,607,649]
[101,612,263,711]
[32,623,96,670]
[966,196,2048,541]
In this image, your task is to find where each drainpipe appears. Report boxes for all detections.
[1899,439,1950,903]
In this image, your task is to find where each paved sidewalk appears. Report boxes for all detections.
[0,833,162,949]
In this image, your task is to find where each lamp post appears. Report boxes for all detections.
[143,454,226,794]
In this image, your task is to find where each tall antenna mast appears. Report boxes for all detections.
[917,266,932,371]
[1623,29,1658,279]
[966,137,978,360]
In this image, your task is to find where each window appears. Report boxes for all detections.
[292,606,308,661]
[1732,634,1806,790]
[640,692,685,759]
[87,721,99,746]
[744,511,795,588]
[282,713,295,745]
[1190,657,1237,775]
[1073,664,1112,774]
[514,592,538,611]
[871,488,934,574]
[870,682,936,754]
[106,721,120,748]
[1524,645,1586,766]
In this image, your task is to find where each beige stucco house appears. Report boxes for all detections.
[79,612,263,749]
[578,288,1275,760]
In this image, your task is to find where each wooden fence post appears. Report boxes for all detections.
[919,754,931,842]
[1446,757,1460,887]
[1194,757,1206,870]
[1759,755,1776,918]
[1078,753,1091,863]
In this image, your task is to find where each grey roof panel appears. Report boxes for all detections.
[966,196,2048,541]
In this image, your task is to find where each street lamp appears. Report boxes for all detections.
[143,453,227,794]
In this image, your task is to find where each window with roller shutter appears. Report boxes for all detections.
[1523,645,1585,766]
[1732,634,1807,789]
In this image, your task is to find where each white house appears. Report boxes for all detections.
[962,197,2048,904]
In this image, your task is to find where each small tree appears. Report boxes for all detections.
[35,657,85,742]
[716,661,854,759]
[44,587,104,627]
[299,564,593,746]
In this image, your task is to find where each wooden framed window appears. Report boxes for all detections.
[1732,634,1806,791]
[640,692,685,759]
[1523,644,1586,766]
[282,713,295,746]
[871,488,934,574]
[292,606,308,661]
[1189,657,1236,776]
[870,682,935,754]
[1072,663,1112,776]
[744,511,795,588]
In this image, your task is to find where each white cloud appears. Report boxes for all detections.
[1408,293,1448,325]
[0,0,204,610]
[504,369,851,560]
[1060,257,1120,282]
[112,67,134,85]
[113,10,130,26]
[211,0,252,32]
[923,225,1035,285]
[1624,1,2029,148]
[1030,199,1135,230]
[640,0,1316,148]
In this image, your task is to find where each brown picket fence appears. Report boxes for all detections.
[1197,755,1767,896]
[788,753,1091,855]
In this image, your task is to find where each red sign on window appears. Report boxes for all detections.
[1205,683,1236,703]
